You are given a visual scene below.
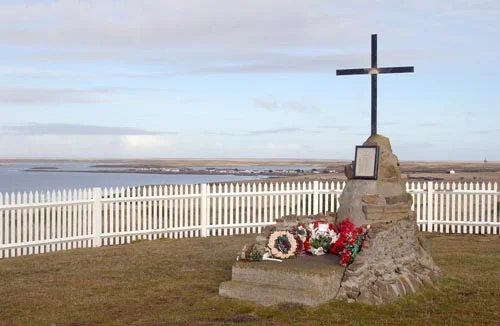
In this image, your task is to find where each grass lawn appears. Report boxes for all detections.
[1,233,499,325]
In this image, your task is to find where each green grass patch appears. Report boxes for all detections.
[0,233,499,325]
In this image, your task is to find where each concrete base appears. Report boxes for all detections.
[219,255,345,306]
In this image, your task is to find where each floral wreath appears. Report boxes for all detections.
[239,243,263,262]
[267,230,297,259]
[329,219,369,266]
[293,223,310,255]
[307,221,339,255]
[239,218,369,266]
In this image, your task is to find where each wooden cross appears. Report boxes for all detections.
[336,34,414,135]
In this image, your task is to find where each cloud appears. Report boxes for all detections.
[0,1,413,76]
[0,88,100,105]
[0,87,166,105]
[440,0,500,17]
[379,122,401,126]
[7,0,489,51]
[249,127,303,135]
[0,64,176,83]
[418,122,441,127]
[8,48,370,78]
[121,135,167,148]
[2,0,487,80]
[0,123,175,136]
[471,129,500,135]
[203,131,242,136]
[318,122,401,134]
[0,1,354,49]
[253,99,279,110]
[286,101,320,113]
[181,53,365,75]
[253,98,320,113]
[0,66,92,80]
[0,0,496,76]
[320,124,355,130]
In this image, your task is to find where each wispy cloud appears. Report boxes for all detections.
[1,66,93,80]
[0,87,166,105]
[0,1,493,75]
[286,101,320,113]
[249,127,303,135]
[253,98,320,113]
[379,122,401,126]
[0,65,180,82]
[471,129,500,135]
[0,1,411,76]
[183,53,366,75]
[0,123,175,136]
[203,131,242,136]
[253,99,279,110]
[320,124,355,130]
[418,122,441,127]
[0,88,99,105]
[0,1,357,49]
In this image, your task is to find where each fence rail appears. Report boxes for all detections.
[1,180,499,259]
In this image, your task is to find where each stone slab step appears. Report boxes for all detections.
[219,255,345,306]
[219,280,337,306]
[232,255,345,291]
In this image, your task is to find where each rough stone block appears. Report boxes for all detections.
[362,203,411,222]
[335,216,441,305]
[385,193,412,205]
[344,163,354,180]
[362,194,379,204]
[363,134,402,183]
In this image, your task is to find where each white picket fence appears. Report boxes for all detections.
[0,180,499,259]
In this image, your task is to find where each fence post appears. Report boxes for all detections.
[427,181,434,232]
[313,181,319,214]
[200,184,208,237]
[93,187,102,247]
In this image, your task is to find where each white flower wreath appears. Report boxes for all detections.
[308,221,339,255]
[267,231,297,259]
[309,222,339,242]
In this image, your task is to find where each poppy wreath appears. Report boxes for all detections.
[267,230,297,259]
[329,218,369,266]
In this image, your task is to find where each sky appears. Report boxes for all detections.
[1,0,499,161]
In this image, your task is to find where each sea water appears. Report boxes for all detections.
[0,162,268,194]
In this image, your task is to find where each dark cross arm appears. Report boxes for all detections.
[378,66,414,74]
[336,68,370,76]
[336,66,414,76]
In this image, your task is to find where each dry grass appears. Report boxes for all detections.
[1,233,499,325]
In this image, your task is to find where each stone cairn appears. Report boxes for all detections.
[335,134,441,304]
[220,134,440,306]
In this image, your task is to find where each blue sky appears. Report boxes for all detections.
[1,0,499,161]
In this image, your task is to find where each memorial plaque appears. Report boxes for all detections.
[354,145,379,179]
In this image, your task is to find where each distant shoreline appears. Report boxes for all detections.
[6,159,500,184]
[2,158,499,164]
[23,168,324,178]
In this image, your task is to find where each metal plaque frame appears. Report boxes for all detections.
[354,145,379,180]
